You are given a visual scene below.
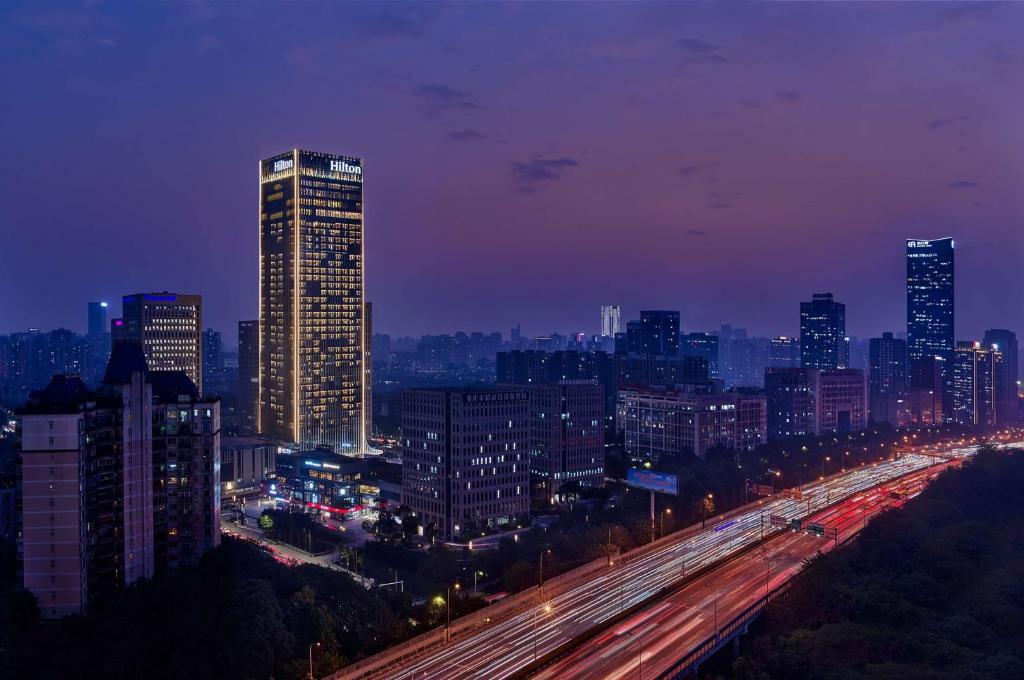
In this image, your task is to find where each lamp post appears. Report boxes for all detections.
[700,493,713,529]
[308,641,320,680]
[446,582,460,642]
[474,570,484,596]
[659,508,672,538]
[539,549,551,600]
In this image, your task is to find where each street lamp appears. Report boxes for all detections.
[700,493,713,529]
[473,570,485,595]
[445,582,461,642]
[539,549,552,599]
[308,641,320,680]
[660,508,672,538]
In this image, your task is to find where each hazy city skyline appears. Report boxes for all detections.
[2,2,1022,341]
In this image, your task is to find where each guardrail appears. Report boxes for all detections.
[657,580,793,679]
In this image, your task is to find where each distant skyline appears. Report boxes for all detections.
[2,2,1022,343]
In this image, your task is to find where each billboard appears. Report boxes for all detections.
[626,468,679,496]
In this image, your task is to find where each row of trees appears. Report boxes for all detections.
[0,537,421,679]
[730,448,1024,679]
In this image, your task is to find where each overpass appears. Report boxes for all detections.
[326,437,1022,680]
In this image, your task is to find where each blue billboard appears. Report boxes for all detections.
[626,468,679,496]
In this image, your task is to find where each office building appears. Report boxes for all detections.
[259,149,367,453]
[765,367,817,440]
[764,367,867,439]
[600,305,621,337]
[220,436,276,499]
[118,292,203,391]
[680,332,719,378]
[769,336,800,368]
[616,385,766,461]
[816,369,868,435]
[983,329,1019,423]
[907,238,955,418]
[522,381,604,502]
[868,332,907,426]
[952,341,1002,426]
[237,320,259,436]
[639,310,680,356]
[401,389,529,540]
[800,293,846,371]
[87,301,108,337]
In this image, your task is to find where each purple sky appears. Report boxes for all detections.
[1,2,1022,344]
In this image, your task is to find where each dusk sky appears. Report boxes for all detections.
[2,1,1022,344]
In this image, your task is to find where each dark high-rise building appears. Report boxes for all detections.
[202,328,222,389]
[521,381,604,502]
[401,388,530,540]
[238,320,259,436]
[769,336,800,368]
[17,344,223,618]
[118,292,203,392]
[952,341,1002,426]
[640,310,679,356]
[765,367,817,440]
[983,329,1019,423]
[800,293,846,371]
[259,150,367,452]
[87,302,108,337]
[907,238,954,418]
[681,332,719,378]
[625,320,642,354]
[868,332,907,426]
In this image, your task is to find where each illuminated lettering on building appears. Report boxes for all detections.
[273,158,294,172]
[329,159,362,175]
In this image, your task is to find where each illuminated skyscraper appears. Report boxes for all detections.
[118,292,203,391]
[259,150,367,452]
[906,238,954,418]
[600,305,621,337]
[952,341,1002,426]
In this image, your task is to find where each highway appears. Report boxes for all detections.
[351,447,974,680]
[530,460,955,680]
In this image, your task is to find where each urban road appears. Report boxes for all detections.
[338,436,1022,680]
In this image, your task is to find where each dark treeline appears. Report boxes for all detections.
[0,537,416,680]
[727,449,1024,680]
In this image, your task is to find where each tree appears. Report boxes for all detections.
[258,512,274,532]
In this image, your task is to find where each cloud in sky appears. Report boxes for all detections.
[447,129,485,142]
[414,83,480,116]
[687,228,709,236]
[928,115,969,131]
[678,162,719,177]
[948,180,979,189]
[510,157,579,187]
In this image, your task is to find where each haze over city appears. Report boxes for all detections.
[2,1,1022,340]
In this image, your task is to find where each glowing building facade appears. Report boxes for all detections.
[259,150,367,452]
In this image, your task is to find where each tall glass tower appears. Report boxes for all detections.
[259,150,367,452]
[906,237,954,417]
[800,293,846,371]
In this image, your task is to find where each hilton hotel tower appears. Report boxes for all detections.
[259,149,369,453]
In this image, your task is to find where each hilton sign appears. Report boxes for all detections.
[329,159,362,175]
